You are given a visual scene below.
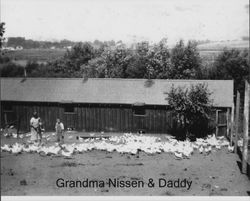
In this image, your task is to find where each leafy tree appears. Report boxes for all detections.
[29,64,70,78]
[64,42,94,70]
[26,61,40,74]
[82,44,133,78]
[126,41,150,78]
[170,40,202,79]
[0,22,5,50]
[0,63,24,77]
[0,56,10,63]
[106,45,133,78]
[210,48,250,94]
[48,42,95,76]
[81,57,106,78]
[166,83,213,140]
[147,38,172,79]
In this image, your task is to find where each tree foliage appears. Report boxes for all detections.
[170,40,202,79]
[0,22,5,50]
[209,48,250,94]
[166,83,213,140]
[47,42,95,76]
[0,63,24,77]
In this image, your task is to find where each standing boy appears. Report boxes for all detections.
[37,119,45,145]
[55,118,64,143]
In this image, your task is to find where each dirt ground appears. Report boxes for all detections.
[1,132,250,196]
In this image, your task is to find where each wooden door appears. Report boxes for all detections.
[132,106,146,133]
[215,109,228,136]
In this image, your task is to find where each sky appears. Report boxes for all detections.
[1,0,249,45]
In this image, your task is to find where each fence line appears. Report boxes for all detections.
[234,91,240,153]
[242,80,249,174]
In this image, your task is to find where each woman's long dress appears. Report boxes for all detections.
[30,117,40,141]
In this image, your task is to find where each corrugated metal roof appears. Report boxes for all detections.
[0,78,233,107]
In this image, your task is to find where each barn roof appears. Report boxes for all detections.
[0,78,233,107]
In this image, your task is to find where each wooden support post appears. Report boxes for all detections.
[226,108,230,138]
[230,103,235,146]
[235,91,240,153]
[215,110,219,136]
[242,80,249,174]
[4,113,8,125]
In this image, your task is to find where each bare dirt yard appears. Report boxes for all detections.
[1,131,250,196]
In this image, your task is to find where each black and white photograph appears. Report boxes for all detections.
[0,0,249,199]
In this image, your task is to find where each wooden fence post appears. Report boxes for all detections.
[226,108,230,138]
[230,102,235,146]
[242,80,249,174]
[234,91,240,153]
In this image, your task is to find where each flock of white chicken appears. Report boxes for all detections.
[1,132,242,159]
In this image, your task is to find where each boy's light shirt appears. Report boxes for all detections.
[55,122,64,130]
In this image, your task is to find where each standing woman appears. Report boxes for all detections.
[30,111,40,143]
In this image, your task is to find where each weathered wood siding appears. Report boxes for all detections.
[1,101,225,135]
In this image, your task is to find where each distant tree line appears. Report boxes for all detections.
[5,37,76,49]
[43,39,204,80]
[0,32,249,97]
[4,37,117,49]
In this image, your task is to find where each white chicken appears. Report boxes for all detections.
[192,143,199,150]
[130,148,138,155]
[228,145,234,152]
[28,144,40,152]
[174,152,183,159]
[215,145,221,150]
[199,146,204,154]
[204,146,211,154]
[61,150,72,157]
[12,133,17,138]
[1,144,12,152]
[47,146,61,155]
[1,132,231,159]
[182,146,193,158]
[11,143,23,154]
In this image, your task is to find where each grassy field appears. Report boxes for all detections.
[4,48,66,62]
[197,40,249,51]
[197,40,249,64]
